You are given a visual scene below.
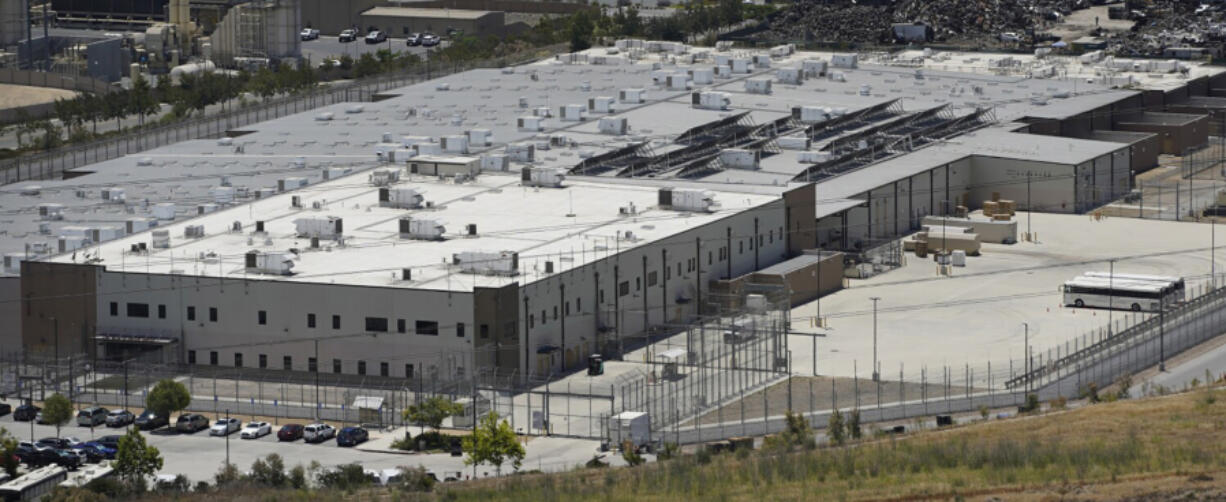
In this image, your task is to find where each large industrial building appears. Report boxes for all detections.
[9,42,1225,386]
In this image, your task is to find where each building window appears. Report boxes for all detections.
[126,303,149,318]
[380,362,389,377]
[529,314,535,329]
[457,323,465,338]
[552,307,558,320]
[405,364,414,379]
[398,319,406,333]
[308,357,317,373]
[157,305,166,319]
[416,320,439,336]
[258,310,267,325]
[600,289,605,303]
[357,361,366,375]
[647,271,658,287]
[109,302,118,316]
[480,324,490,339]
[618,281,629,297]
[365,317,389,332]
[739,241,744,254]
[209,307,218,322]
[577,298,582,312]
[709,251,713,265]
[259,354,267,369]
[188,350,196,364]
[187,306,196,321]
[283,356,292,371]
[307,313,316,328]
[333,359,342,373]
[332,315,341,330]
[234,353,243,367]
[565,302,570,315]
[209,351,218,365]
[635,277,641,291]
[541,310,546,325]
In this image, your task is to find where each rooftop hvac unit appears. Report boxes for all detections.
[370,168,402,186]
[588,96,616,113]
[522,166,566,188]
[481,154,509,171]
[152,203,176,220]
[745,78,772,94]
[453,250,518,276]
[3,254,23,274]
[413,143,443,156]
[598,116,629,135]
[278,177,308,192]
[730,58,752,74]
[58,235,90,253]
[770,44,795,58]
[197,203,219,215]
[792,105,828,124]
[347,105,364,114]
[714,65,732,79]
[692,91,731,110]
[658,187,719,212]
[719,149,760,169]
[125,217,157,234]
[466,224,477,236]
[38,203,64,221]
[518,96,529,108]
[559,104,584,122]
[245,251,295,275]
[467,129,492,146]
[752,54,772,68]
[666,74,689,90]
[690,68,714,85]
[151,229,170,248]
[89,226,123,243]
[315,112,334,121]
[401,136,433,148]
[256,188,276,199]
[831,53,858,69]
[323,167,353,180]
[859,84,872,96]
[19,185,41,196]
[294,216,343,239]
[101,188,126,203]
[619,88,645,104]
[517,116,544,132]
[549,134,570,148]
[210,186,235,204]
[379,187,425,209]
[506,143,535,162]
[798,151,833,163]
[440,135,470,154]
[398,217,445,240]
[218,137,233,146]
[136,157,153,166]
[776,67,803,85]
[777,136,810,150]
[184,224,205,238]
[292,157,306,169]
[534,106,552,118]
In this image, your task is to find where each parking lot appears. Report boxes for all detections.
[0,399,606,483]
[300,36,447,67]
[791,211,1225,381]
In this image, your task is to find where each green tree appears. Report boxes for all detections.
[129,74,160,127]
[462,411,525,476]
[718,0,743,26]
[403,396,463,432]
[569,10,595,52]
[42,393,73,436]
[353,53,381,78]
[145,379,191,427]
[114,428,163,491]
[848,409,862,441]
[318,463,370,490]
[0,427,18,478]
[248,453,288,488]
[827,408,845,446]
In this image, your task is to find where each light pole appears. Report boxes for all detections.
[1022,322,1029,394]
[1108,259,1115,336]
[225,408,231,468]
[1027,172,1033,242]
[870,297,880,382]
[314,340,320,421]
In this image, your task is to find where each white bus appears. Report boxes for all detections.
[1062,277,1176,312]
[1082,272,1186,303]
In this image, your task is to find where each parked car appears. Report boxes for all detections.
[277,424,304,441]
[15,442,55,467]
[406,33,422,46]
[13,404,38,421]
[0,402,11,417]
[77,407,109,427]
[999,32,1022,43]
[450,438,463,457]
[336,427,368,447]
[96,435,122,451]
[240,421,271,439]
[106,409,134,427]
[49,449,82,470]
[303,423,336,443]
[339,29,358,42]
[300,28,320,40]
[82,441,117,459]
[35,411,48,424]
[71,443,107,463]
[421,33,440,47]
[135,410,168,430]
[364,30,387,44]
[210,417,241,436]
[36,438,73,450]
[176,414,209,433]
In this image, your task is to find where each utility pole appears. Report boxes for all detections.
[1159,305,1166,372]
[50,317,58,395]
[1022,322,1029,395]
[870,297,880,382]
[225,408,231,468]
[314,340,320,420]
[1027,173,1032,241]
[1108,259,1115,335]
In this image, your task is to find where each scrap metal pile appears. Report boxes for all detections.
[1107,2,1226,57]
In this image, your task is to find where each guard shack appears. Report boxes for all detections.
[353,396,385,428]
[657,348,686,380]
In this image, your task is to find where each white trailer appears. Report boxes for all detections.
[613,411,651,448]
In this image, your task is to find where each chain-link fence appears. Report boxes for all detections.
[0,45,567,185]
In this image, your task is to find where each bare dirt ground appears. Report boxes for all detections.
[0,83,78,110]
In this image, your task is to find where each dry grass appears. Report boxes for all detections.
[110,387,1226,501]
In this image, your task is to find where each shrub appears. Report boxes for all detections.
[319,463,371,490]
[84,477,126,497]
[979,405,989,419]
[585,456,608,469]
[289,464,307,489]
[1051,396,1068,410]
[1020,393,1041,413]
[248,453,288,488]
[657,442,680,461]
[214,462,241,487]
[396,465,437,492]
[390,432,414,451]
[1115,374,1133,400]
[621,440,645,466]
[154,474,190,493]
[828,409,846,446]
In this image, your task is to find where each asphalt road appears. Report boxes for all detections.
[1149,339,1226,391]
[0,399,606,483]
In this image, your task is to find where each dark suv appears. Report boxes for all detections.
[176,414,209,433]
[13,404,39,421]
[135,410,168,430]
[336,427,368,447]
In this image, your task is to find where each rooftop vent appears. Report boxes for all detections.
[453,250,518,276]
[398,217,445,240]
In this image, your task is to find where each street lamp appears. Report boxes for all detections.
[870,297,880,382]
